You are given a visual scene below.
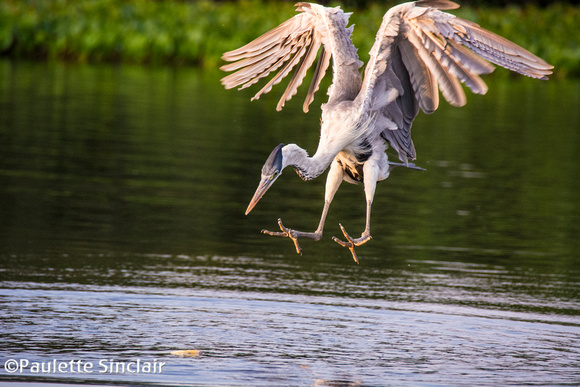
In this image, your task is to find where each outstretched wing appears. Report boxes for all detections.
[357,0,553,164]
[220,3,363,113]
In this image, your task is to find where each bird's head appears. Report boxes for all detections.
[245,143,285,215]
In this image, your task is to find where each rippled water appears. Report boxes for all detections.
[0,61,579,386]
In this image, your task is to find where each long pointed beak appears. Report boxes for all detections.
[245,176,274,215]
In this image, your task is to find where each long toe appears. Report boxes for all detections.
[334,224,372,246]
[332,235,359,264]
[261,219,303,255]
[262,218,290,237]
[332,224,370,264]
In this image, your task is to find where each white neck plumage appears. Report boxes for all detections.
[282,144,335,181]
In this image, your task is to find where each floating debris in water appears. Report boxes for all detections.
[170,350,201,357]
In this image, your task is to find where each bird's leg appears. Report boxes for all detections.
[262,159,343,255]
[333,163,378,263]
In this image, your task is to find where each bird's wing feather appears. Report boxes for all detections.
[357,0,553,164]
[221,3,363,113]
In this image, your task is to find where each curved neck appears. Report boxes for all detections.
[282,144,334,181]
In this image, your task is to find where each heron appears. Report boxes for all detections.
[220,0,552,263]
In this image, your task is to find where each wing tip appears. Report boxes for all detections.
[295,2,310,12]
[414,0,460,10]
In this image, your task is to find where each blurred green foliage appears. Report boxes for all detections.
[0,0,577,77]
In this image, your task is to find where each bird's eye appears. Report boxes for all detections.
[270,171,279,180]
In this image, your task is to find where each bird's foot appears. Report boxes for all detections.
[262,218,322,255]
[332,224,372,264]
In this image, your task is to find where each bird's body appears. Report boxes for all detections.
[221,0,552,263]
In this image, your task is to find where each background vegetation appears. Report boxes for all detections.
[0,0,578,77]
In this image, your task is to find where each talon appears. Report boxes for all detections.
[333,234,359,264]
[339,223,353,242]
[332,223,372,264]
[262,219,303,255]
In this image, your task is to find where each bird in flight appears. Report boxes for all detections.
[220,0,552,263]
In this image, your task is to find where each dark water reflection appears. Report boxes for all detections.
[0,60,579,385]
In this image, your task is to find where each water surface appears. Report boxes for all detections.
[0,61,579,386]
